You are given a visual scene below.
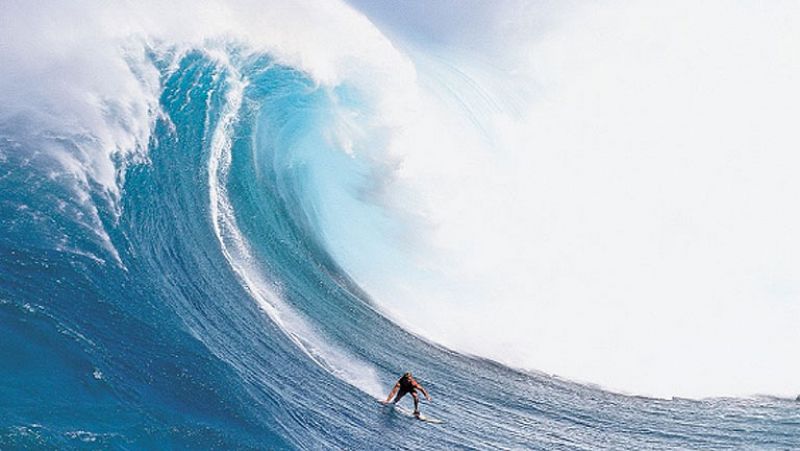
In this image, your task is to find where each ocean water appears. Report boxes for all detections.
[2,2,799,449]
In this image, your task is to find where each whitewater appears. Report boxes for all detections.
[2,0,799,449]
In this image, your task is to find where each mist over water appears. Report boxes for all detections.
[332,1,800,398]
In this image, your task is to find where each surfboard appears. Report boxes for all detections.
[414,413,444,424]
[380,401,444,424]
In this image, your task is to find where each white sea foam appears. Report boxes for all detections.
[332,0,800,398]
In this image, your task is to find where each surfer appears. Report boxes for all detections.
[382,372,431,417]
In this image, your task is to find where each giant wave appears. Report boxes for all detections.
[2,1,800,449]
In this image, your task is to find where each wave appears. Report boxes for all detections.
[2,1,799,449]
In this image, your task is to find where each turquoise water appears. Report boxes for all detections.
[2,39,799,451]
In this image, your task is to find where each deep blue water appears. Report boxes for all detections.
[2,45,799,450]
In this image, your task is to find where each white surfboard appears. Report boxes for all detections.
[380,401,444,424]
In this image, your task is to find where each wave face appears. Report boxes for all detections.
[1,2,800,449]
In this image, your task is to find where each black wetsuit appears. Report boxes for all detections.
[391,374,424,415]
[397,376,416,397]
[393,375,418,407]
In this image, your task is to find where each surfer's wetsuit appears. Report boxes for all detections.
[384,372,431,416]
[394,375,416,400]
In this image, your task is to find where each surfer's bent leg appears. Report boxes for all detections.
[392,390,408,404]
[411,391,419,414]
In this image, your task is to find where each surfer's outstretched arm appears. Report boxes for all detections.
[383,383,400,403]
[417,383,431,401]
